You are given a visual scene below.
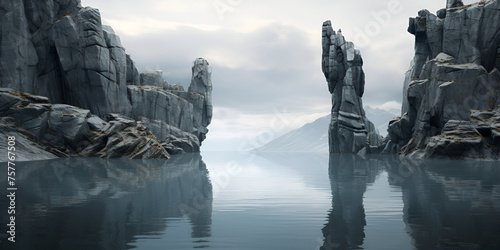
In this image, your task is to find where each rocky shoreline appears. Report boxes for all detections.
[325,0,500,160]
[0,0,212,161]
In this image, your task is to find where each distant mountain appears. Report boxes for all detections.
[364,106,399,137]
[253,115,330,152]
[253,107,397,152]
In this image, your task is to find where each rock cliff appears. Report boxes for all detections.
[0,0,212,161]
[386,0,500,159]
[322,21,382,154]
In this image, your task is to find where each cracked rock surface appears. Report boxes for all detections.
[0,0,213,161]
[386,0,500,159]
[322,20,383,154]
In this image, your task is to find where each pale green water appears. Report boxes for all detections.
[1,152,499,249]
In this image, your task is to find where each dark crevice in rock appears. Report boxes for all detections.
[322,20,383,154]
[385,0,500,159]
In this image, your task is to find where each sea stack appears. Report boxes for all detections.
[322,20,382,155]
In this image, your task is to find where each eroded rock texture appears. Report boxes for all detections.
[0,1,137,116]
[387,0,500,159]
[322,20,382,154]
[0,0,213,161]
[0,89,169,160]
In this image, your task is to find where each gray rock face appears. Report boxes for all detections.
[0,0,135,116]
[447,0,464,8]
[80,114,170,159]
[418,108,500,160]
[128,59,213,144]
[0,117,61,161]
[189,58,213,131]
[140,71,169,89]
[0,88,169,161]
[0,1,213,158]
[322,20,382,154]
[388,1,500,159]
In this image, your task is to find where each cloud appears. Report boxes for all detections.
[80,0,460,148]
[114,22,330,115]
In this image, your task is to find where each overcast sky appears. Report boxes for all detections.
[81,0,475,151]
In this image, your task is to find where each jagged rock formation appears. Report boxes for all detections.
[0,0,213,160]
[386,0,500,159]
[128,59,212,144]
[322,21,382,154]
[0,89,169,159]
[422,108,500,159]
[0,1,137,115]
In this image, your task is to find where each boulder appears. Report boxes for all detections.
[0,89,169,161]
[139,117,200,153]
[0,117,62,162]
[80,114,170,159]
[422,120,485,159]
[417,111,500,160]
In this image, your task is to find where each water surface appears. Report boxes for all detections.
[0,152,499,249]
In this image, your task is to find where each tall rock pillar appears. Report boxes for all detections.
[188,58,213,142]
[322,21,382,154]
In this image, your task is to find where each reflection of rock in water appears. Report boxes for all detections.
[321,154,383,250]
[387,160,500,250]
[0,154,212,249]
[322,155,500,250]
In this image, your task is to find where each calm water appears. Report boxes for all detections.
[0,152,499,249]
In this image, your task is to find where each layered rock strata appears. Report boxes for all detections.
[322,21,382,154]
[386,0,500,159]
[0,89,169,159]
[0,0,213,160]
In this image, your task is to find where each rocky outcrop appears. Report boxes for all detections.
[421,109,500,159]
[0,88,169,160]
[0,1,137,116]
[322,21,382,154]
[140,71,169,89]
[0,0,213,160]
[386,0,500,159]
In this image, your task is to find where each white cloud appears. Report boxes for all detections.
[102,18,223,36]
[80,0,456,147]
[375,101,402,113]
